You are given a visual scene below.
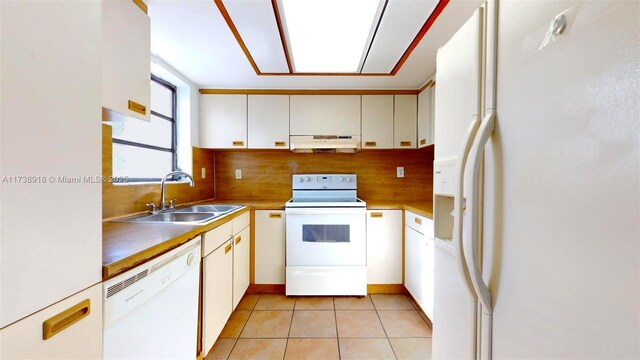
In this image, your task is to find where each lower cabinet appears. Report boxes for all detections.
[0,283,102,359]
[233,226,250,309]
[202,239,233,354]
[404,211,435,320]
[201,211,251,355]
[366,210,403,284]
[254,210,286,284]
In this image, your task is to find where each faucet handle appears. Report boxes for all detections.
[145,203,157,214]
[169,199,178,209]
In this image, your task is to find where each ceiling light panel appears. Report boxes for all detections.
[223,0,289,73]
[362,0,439,73]
[280,0,383,73]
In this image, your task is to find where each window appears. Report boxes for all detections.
[112,75,177,182]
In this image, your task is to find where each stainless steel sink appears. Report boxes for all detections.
[115,204,244,224]
[174,204,243,214]
[118,212,219,224]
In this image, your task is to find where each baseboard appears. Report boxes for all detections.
[404,291,433,328]
[247,284,286,294]
[248,283,409,295]
[367,284,407,294]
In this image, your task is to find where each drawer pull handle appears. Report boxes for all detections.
[414,217,422,225]
[274,141,286,147]
[42,299,90,340]
[235,236,242,245]
[269,212,282,218]
[370,212,383,218]
[128,100,146,115]
[365,141,377,147]
[400,141,412,147]
[420,139,427,145]
[232,141,244,147]
[225,244,232,254]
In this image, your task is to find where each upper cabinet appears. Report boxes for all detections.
[361,95,394,149]
[417,83,435,148]
[248,95,289,149]
[394,95,418,148]
[102,0,150,122]
[200,94,248,149]
[290,95,360,135]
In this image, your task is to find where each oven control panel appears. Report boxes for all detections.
[292,174,357,190]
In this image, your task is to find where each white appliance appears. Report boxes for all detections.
[103,237,201,359]
[285,174,367,296]
[289,135,361,153]
[433,0,640,359]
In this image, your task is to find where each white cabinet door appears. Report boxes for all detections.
[202,240,233,354]
[200,94,247,148]
[394,95,418,148]
[248,95,289,149]
[1,0,102,328]
[233,226,250,309]
[361,95,394,149]
[102,0,150,122]
[418,87,433,148]
[0,284,102,359]
[290,95,361,135]
[404,226,425,306]
[366,210,402,284]
[254,210,286,284]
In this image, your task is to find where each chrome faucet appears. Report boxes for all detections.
[160,171,195,210]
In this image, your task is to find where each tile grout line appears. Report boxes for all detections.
[282,296,297,360]
[371,295,400,360]
[333,297,342,360]
[225,294,261,360]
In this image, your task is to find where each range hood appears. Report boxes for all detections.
[289,135,361,153]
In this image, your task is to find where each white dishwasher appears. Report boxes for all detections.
[103,236,201,360]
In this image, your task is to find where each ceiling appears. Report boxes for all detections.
[148,0,482,89]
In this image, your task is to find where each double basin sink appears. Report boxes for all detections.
[118,204,243,225]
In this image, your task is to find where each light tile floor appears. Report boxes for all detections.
[206,294,432,360]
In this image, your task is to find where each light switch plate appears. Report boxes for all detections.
[396,167,405,178]
[201,167,206,179]
[235,169,242,179]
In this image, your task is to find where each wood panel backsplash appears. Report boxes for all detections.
[214,147,434,201]
[102,124,215,219]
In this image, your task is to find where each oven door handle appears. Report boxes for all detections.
[285,208,366,216]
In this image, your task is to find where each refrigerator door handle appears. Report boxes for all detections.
[454,115,481,299]
[465,110,495,315]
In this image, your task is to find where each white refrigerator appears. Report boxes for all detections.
[433,0,639,359]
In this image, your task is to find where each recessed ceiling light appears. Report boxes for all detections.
[281,0,382,73]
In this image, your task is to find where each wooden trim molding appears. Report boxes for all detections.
[215,0,450,77]
[418,79,434,93]
[214,0,262,74]
[199,89,419,95]
[391,0,450,75]
[132,0,148,14]
[367,284,408,294]
[271,0,293,73]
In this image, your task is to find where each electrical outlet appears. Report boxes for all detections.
[201,167,206,179]
[397,167,405,178]
[235,169,242,179]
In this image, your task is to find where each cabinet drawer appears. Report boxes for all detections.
[202,221,233,257]
[0,284,102,359]
[232,211,250,234]
[405,210,433,235]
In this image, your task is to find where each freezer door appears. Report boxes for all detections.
[432,7,484,360]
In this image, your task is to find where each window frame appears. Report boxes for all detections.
[112,74,178,182]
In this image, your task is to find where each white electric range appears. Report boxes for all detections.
[285,174,367,296]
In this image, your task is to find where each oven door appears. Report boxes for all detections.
[285,207,366,266]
